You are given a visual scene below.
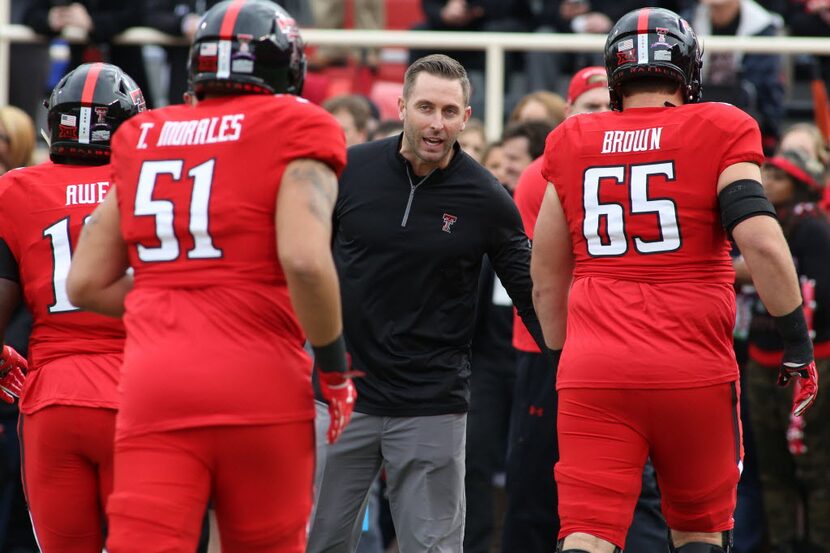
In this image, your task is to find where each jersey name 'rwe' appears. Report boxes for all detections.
[601,127,662,154]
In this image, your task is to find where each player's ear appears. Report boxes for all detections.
[397,97,405,121]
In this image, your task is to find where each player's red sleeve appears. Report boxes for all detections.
[514,157,547,240]
[284,103,347,176]
[715,105,765,174]
[0,174,21,256]
[541,122,572,210]
[540,125,564,185]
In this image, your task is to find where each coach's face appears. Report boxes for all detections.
[399,72,471,176]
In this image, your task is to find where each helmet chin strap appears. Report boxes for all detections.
[40,128,51,147]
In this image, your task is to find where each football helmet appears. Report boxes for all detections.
[604,7,702,111]
[45,62,146,163]
[188,0,306,98]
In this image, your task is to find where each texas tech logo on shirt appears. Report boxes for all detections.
[442,213,458,233]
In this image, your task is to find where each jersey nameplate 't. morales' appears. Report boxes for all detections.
[601,127,663,154]
[136,114,245,149]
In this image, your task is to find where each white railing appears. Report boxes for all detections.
[3,22,830,139]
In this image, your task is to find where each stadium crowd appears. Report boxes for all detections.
[0,0,828,553]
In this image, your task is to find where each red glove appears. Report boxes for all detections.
[0,345,27,404]
[778,359,818,417]
[787,389,808,456]
[774,306,818,417]
[318,370,360,444]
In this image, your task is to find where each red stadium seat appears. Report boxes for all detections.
[370,80,404,120]
[385,0,423,30]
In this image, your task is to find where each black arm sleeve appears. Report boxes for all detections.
[718,179,777,235]
[0,239,20,284]
[486,185,548,353]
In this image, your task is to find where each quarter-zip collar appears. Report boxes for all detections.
[401,164,436,227]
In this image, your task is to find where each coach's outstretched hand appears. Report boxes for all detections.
[319,370,362,444]
[0,345,27,403]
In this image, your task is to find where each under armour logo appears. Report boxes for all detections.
[442,213,457,233]
[528,405,544,417]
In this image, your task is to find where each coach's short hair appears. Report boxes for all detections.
[403,54,470,106]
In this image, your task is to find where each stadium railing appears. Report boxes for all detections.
[2,20,830,140]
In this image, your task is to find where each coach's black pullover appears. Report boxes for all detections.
[333,135,546,416]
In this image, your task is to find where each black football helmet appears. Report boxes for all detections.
[46,62,146,163]
[604,7,702,111]
[188,0,306,98]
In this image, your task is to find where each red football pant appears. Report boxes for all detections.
[20,406,116,553]
[106,421,315,553]
[556,383,743,548]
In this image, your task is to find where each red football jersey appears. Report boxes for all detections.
[512,156,546,353]
[541,102,764,389]
[0,162,126,413]
[111,94,346,437]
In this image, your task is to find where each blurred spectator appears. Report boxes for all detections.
[508,90,567,127]
[410,0,529,71]
[779,121,830,168]
[500,120,552,192]
[371,119,404,140]
[565,65,612,113]
[539,0,685,35]
[779,122,830,210]
[686,0,786,152]
[785,0,830,87]
[142,0,312,105]
[465,121,545,553]
[9,0,50,129]
[523,0,655,94]
[458,117,486,163]
[739,148,830,553]
[323,94,374,146]
[482,141,507,185]
[310,0,384,68]
[410,0,530,115]
[0,107,37,174]
[142,0,222,105]
[23,1,153,107]
[465,261,516,553]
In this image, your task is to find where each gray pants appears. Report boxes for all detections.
[309,403,466,553]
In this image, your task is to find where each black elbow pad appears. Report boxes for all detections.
[718,179,777,235]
